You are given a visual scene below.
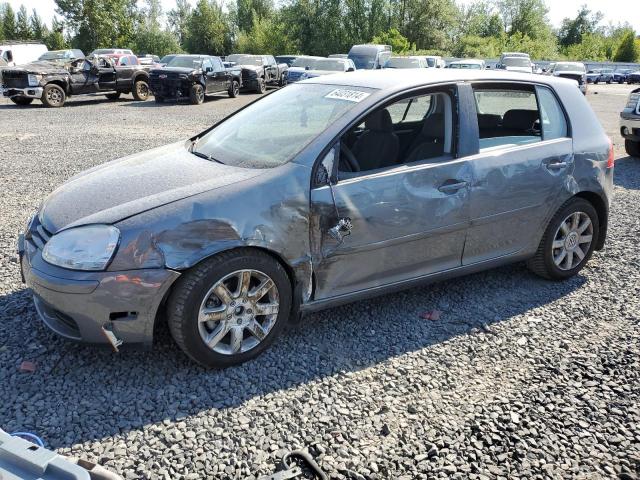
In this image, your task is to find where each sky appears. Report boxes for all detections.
[6,0,640,32]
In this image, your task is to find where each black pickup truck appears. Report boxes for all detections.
[225,54,288,93]
[1,55,151,107]
[149,54,242,105]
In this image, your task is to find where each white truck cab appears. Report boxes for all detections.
[0,42,48,67]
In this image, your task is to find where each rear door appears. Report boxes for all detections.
[462,82,573,265]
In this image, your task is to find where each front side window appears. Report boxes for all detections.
[202,59,213,71]
[119,56,129,66]
[536,86,568,140]
[473,86,541,150]
[193,84,373,169]
[337,90,453,175]
[212,58,224,71]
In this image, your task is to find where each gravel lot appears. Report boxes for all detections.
[0,83,638,480]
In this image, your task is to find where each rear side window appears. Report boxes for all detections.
[536,86,568,140]
[473,86,541,150]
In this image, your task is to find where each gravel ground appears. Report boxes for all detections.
[0,84,638,480]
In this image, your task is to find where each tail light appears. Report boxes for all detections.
[607,137,614,169]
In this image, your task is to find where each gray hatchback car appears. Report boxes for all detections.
[19,69,614,367]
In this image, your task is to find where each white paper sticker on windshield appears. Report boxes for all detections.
[325,89,370,102]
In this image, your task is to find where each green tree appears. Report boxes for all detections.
[453,34,502,58]
[16,4,31,39]
[460,1,503,38]
[399,0,459,51]
[54,0,138,53]
[183,0,231,55]
[236,14,296,54]
[372,28,409,53]
[236,0,272,33]
[133,0,182,56]
[30,9,47,41]
[167,0,192,46]
[44,16,68,50]
[614,30,639,62]
[2,4,17,40]
[558,4,603,47]
[565,32,607,61]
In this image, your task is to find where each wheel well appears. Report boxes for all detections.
[574,191,608,250]
[46,80,67,93]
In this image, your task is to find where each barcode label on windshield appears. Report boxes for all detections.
[325,89,370,102]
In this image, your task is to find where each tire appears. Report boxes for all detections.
[279,74,288,87]
[189,83,205,104]
[228,80,239,98]
[41,84,66,108]
[105,92,120,100]
[527,198,599,280]
[132,79,150,101]
[167,249,292,367]
[10,97,33,106]
[255,77,266,94]
[626,139,640,158]
[154,95,164,103]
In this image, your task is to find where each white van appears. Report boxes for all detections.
[0,42,48,67]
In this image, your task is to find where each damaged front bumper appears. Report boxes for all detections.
[18,234,180,347]
[2,86,43,99]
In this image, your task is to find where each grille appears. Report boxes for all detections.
[1,70,28,88]
[26,216,53,250]
[149,73,182,95]
[241,70,257,82]
[287,71,304,82]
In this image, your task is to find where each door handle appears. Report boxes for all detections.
[438,181,468,193]
[545,161,568,170]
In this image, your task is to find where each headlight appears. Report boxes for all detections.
[179,74,188,79]
[300,73,308,80]
[42,225,120,271]
[27,74,41,86]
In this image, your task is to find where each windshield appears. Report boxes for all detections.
[503,57,531,67]
[386,57,421,68]
[234,55,263,66]
[349,54,375,69]
[39,51,69,60]
[292,57,320,68]
[160,55,176,63]
[92,49,115,55]
[450,62,482,69]
[554,62,585,73]
[193,84,373,168]
[167,56,203,69]
[314,59,345,71]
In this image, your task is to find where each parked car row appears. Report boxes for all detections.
[586,67,639,84]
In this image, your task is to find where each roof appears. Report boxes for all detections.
[303,68,573,90]
[450,59,484,64]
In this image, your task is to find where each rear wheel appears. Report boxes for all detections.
[41,84,65,107]
[167,250,292,367]
[255,77,266,94]
[132,79,149,101]
[105,92,120,100]
[228,80,239,98]
[10,97,33,106]
[190,83,205,104]
[626,139,640,158]
[527,198,599,280]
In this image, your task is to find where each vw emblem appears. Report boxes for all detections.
[159,74,167,79]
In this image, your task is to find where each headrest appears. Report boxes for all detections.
[365,109,393,132]
[478,113,501,129]
[421,113,445,137]
[502,109,539,130]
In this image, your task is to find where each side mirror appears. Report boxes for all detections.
[6,51,13,62]
[205,66,213,73]
[347,67,354,72]
[305,66,310,70]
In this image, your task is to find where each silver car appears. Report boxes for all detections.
[19,69,614,367]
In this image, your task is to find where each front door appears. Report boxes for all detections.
[462,83,573,265]
[310,86,471,300]
[69,59,97,94]
[97,58,116,91]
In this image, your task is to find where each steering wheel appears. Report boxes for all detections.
[340,142,360,172]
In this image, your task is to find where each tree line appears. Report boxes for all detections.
[0,0,638,62]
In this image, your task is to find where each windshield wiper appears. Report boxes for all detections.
[190,150,225,165]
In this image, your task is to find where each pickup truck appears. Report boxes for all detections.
[149,54,242,105]
[225,54,288,93]
[1,55,151,107]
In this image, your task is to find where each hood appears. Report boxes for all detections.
[5,60,69,75]
[239,64,262,71]
[504,66,532,73]
[40,141,263,233]
[304,70,338,78]
[150,66,198,75]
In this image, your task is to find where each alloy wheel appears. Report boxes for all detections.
[197,269,279,355]
[551,211,593,271]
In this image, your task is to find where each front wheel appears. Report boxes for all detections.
[10,97,33,106]
[41,84,66,107]
[527,198,599,280]
[167,250,292,367]
[228,80,239,98]
[255,77,266,94]
[279,74,288,87]
[190,83,205,104]
[132,79,149,101]
[626,139,640,158]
